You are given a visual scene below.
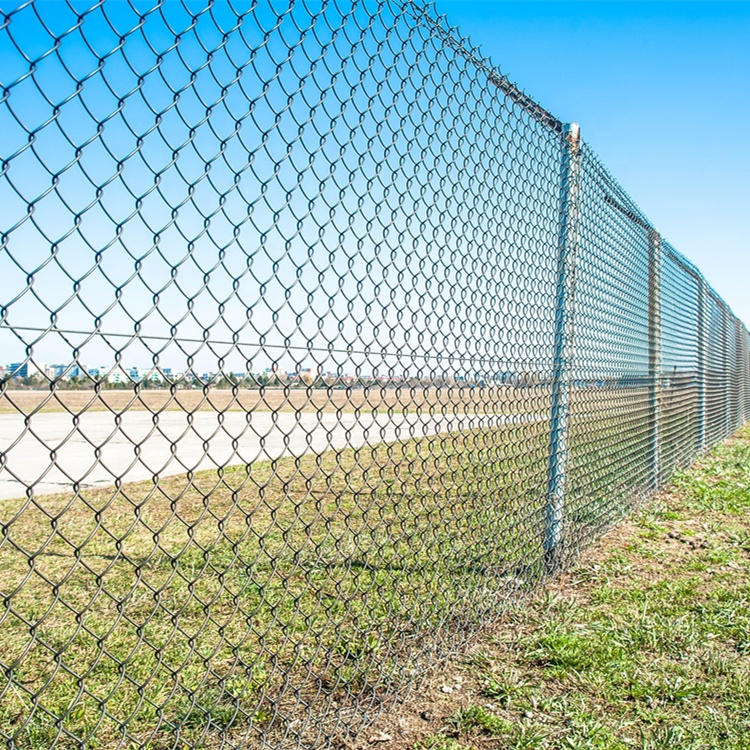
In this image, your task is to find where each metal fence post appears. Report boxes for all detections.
[723,305,731,437]
[545,122,582,573]
[737,318,745,429]
[696,277,707,451]
[648,228,661,489]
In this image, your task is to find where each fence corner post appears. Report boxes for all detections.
[648,228,661,489]
[545,122,582,574]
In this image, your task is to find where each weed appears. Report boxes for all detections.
[483,671,535,708]
[448,705,513,736]
[413,735,473,750]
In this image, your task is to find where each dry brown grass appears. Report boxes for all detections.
[0,384,664,418]
[0,386,549,415]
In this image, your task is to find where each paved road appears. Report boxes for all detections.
[0,410,545,500]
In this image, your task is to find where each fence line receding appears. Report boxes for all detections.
[1,2,748,749]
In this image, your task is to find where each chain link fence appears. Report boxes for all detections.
[1,1,748,748]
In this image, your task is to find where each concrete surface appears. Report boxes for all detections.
[0,410,545,500]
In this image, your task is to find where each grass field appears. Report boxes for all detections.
[362,424,750,750]
[0,419,556,750]
[0,382,709,750]
[0,383,662,417]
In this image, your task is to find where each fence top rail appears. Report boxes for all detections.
[408,2,564,133]
[409,2,745,335]
[661,242,740,323]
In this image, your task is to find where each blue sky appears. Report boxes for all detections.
[1,0,746,376]
[435,0,750,326]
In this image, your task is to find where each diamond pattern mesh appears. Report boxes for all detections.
[1,2,748,749]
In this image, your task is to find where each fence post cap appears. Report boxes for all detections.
[564,122,580,145]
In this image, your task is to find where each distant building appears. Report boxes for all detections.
[9,362,28,378]
[9,362,48,379]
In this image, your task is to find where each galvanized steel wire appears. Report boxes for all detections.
[1,1,748,748]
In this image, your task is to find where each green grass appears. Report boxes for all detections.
[1,422,553,750]
[415,736,475,750]
[0,388,732,750]
[406,424,750,749]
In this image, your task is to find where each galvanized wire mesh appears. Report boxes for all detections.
[1,2,748,749]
